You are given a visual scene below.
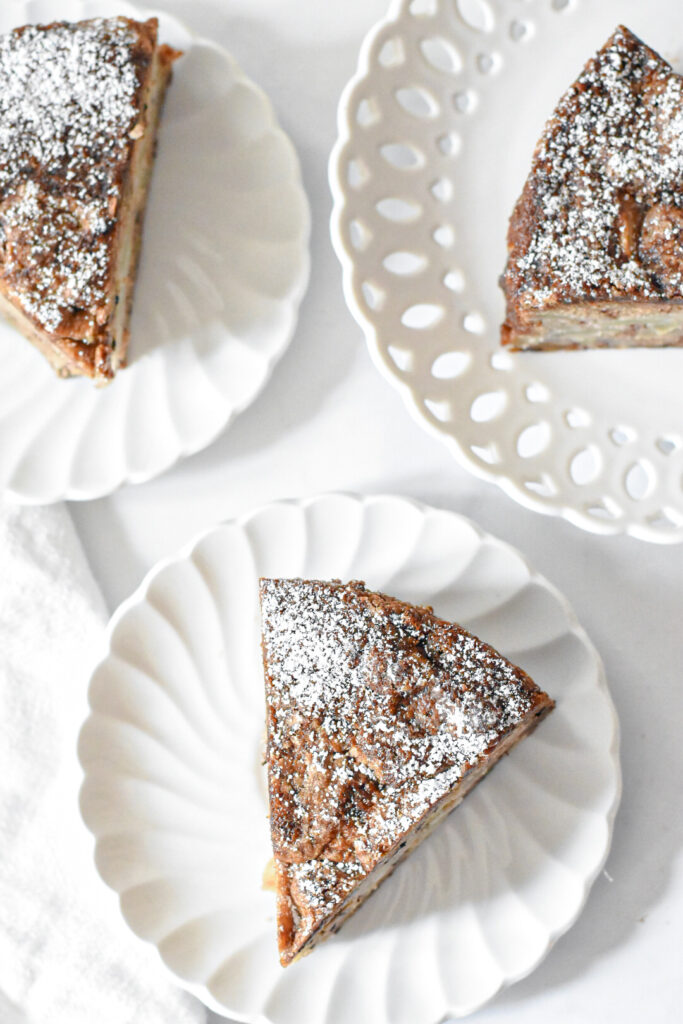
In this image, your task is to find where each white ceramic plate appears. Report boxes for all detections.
[330,0,683,543]
[78,493,620,1022]
[0,0,310,503]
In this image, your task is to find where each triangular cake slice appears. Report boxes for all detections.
[0,17,179,381]
[260,578,554,965]
[501,26,683,350]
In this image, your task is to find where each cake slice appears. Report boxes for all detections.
[0,17,179,381]
[501,26,683,350]
[260,578,554,965]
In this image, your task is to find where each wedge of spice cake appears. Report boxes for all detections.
[260,578,554,965]
[0,16,179,381]
[501,26,683,350]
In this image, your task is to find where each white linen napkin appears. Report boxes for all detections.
[0,500,205,1024]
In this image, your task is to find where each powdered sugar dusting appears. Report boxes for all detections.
[261,578,546,950]
[0,18,147,335]
[512,26,683,307]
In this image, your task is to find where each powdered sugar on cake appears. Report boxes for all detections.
[513,26,683,307]
[0,18,146,334]
[261,578,540,935]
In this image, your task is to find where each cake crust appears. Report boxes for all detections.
[260,578,554,965]
[0,16,179,380]
[501,26,683,350]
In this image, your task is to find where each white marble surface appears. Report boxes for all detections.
[69,1,682,1020]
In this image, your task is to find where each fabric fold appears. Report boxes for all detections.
[0,500,204,1024]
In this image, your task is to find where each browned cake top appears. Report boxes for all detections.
[261,578,548,955]
[505,25,683,313]
[0,17,155,347]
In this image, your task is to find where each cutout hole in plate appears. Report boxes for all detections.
[454,89,477,113]
[383,251,428,275]
[402,303,445,329]
[524,475,557,498]
[376,197,422,222]
[420,36,463,74]
[491,350,514,371]
[349,218,372,251]
[431,177,453,201]
[471,391,506,422]
[356,96,381,127]
[565,407,591,429]
[517,422,551,458]
[432,351,470,379]
[625,461,654,501]
[569,447,602,486]
[443,269,465,292]
[610,425,635,446]
[437,131,462,156]
[409,0,438,16]
[361,280,386,312]
[380,141,425,170]
[477,51,500,74]
[647,508,682,530]
[396,85,440,118]
[347,157,369,189]
[455,0,495,33]
[509,19,533,42]
[425,397,451,421]
[586,500,620,521]
[526,382,550,403]
[463,311,485,334]
[470,442,501,465]
[387,345,414,372]
[378,36,406,68]
[433,224,455,247]
[656,436,679,455]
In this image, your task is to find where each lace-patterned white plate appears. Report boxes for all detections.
[78,493,620,1022]
[0,0,310,504]
[330,0,683,543]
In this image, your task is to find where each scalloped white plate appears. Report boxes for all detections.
[0,0,310,504]
[330,0,683,543]
[78,493,620,1022]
